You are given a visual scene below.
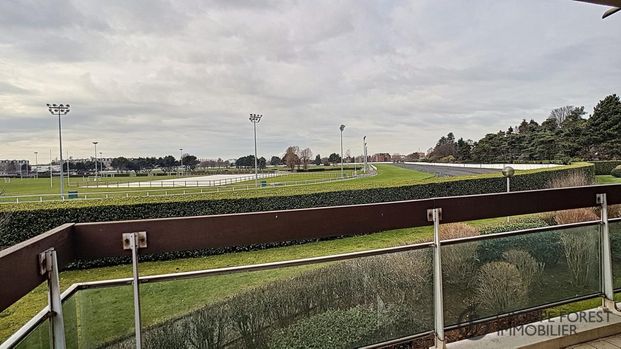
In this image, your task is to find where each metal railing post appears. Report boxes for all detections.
[122,232,147,349]
[428,208,446,349]
[597,194,617,311]
[38,249,66,349]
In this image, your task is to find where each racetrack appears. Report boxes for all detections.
[393,163,500,177]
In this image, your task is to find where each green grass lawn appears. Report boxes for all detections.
[0,175,185,196]
[597,175,621,184]
[0,164,440,208]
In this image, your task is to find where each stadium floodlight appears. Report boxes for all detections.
[93,142,99,180]
[249,114,263,187]
[47,103,70,199]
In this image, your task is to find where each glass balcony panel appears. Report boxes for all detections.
[442,223,601,326]
[62,285,135,348]
[133,248,433,349]
[13,319,49,349]
[610,220,621,289]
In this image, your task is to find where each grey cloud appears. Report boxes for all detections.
[0,0,620,162]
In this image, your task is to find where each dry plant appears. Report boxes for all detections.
[560,231,598,287]
[554,208,599,225]
[609,204,621,219]
[440,223,479,287]
[548,171,593,189]
[475,261,527,313]
[551,208,599,287]
[502,250,545,289]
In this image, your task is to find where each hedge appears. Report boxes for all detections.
[0,163,594,251]
[612,165,621,178]
[592,160,621,175]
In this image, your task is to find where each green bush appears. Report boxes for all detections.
[269,307,381,349]
[0,163,594,251]
[593,160,621,175]
[612,165,621,178]
[477,218,563,266]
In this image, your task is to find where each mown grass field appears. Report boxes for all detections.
[597,175,621,184]
[0,175,184,195]
[0,164,438,209]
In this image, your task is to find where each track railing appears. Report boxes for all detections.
[0,169,376,204]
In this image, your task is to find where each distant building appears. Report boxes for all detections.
[0,160,30,176]
[371,153,391,162]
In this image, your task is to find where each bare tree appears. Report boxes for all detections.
[283,146,300,171]
[299,148,313,170]
[549,106,575,126]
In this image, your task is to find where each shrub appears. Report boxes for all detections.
[440,223,478,240]
[502,250,544,289]
[268,307,380,349]
[548,170,593,188]
[560,230,599,287]
[475,262,527,314]
[441,224,479,287]
[477,218,561,266]
[610,205,621,219]
[553,209,598,225]
[612,165,621,178]
[592,160,621,175]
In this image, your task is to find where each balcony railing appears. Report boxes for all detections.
[1,184,620,348]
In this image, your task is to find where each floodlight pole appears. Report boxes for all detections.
[179,148,183,176]
[93,142,98,180]
[363,136,368,174]
[339,125,345,178]
[49,149,53,188]
[34,152,38,179]
[47,104,70,199]
[249,114,263,187]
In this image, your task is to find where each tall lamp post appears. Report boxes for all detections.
[502,166,515,222]
[362,136,368,174]
[249,113,263,187]
[179,148,183,175]
[100,152,103,173]
[93,142,98,181]
[47,103,70,198]
[34,151,38,179]
[339,124,346,178]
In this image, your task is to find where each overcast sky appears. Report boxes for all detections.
[1,0,620,162]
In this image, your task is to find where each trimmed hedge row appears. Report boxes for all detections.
[612,165,621,178]
[0,163,594,251]
[592,160,621,175]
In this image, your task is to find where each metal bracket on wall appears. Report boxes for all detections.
[122,231,147,250]
[427,208,442,222]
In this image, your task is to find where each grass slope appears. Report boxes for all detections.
[0,164,437,211]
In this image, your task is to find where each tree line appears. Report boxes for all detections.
[427,94,621,163]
